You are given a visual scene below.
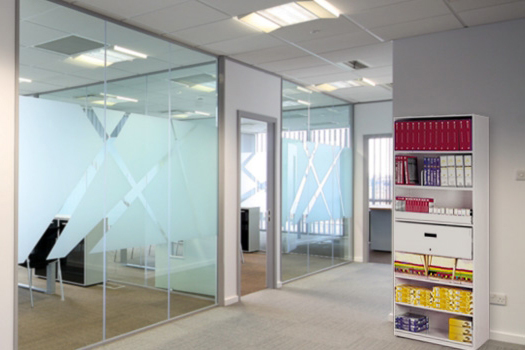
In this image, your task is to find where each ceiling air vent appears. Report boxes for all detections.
[338,60,369,70]
[36,35,104,55]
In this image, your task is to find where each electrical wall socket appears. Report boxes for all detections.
[517,170,525,181]
[490,293,507,306]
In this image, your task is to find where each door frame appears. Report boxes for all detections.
[237,111,278,298]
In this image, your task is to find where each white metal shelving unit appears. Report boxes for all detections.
[393,114,489,349]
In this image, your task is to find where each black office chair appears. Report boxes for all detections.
[19,219,65,307]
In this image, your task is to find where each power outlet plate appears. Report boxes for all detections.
[490,293,507,306]
[517,170,525,181]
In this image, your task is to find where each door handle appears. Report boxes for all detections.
[424,233,437,238]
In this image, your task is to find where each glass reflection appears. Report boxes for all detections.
[18,0,218,348]
[281,81,353,282]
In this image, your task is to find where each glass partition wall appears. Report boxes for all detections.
[281,81,353,282]
[18,0,218,348]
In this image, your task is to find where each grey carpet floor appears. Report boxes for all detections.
[96,263,524,350]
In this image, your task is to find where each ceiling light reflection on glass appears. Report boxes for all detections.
[236,0,340,33]
[113,45,148,59]
[297,99,311,106]
[297,86,313,94]
[19,78,32,83]
[314,78,376,91]
[76,93,138,106]
[69,46,148,67]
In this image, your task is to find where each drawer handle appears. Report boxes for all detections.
[424,233,437,238]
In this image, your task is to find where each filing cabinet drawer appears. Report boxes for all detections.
[394,222,472,259]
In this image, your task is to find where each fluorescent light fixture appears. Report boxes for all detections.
[315,83,338,92]
[258,2,317,27]
[19,77,32,83]
[191,84,216,93]
[361,77,376,86]
[236,12,281,33]
[91,100,116,106]
[114,45,147,59]
[72,54,106,67]
[194,111,211,116]
[115,95,138,103]
[172,113,189,119]
[315,78,375,91]
[75,93,138,106]
[236,0,340,32]
[297,0,340,18]
[172,74,216,93]
[69,48,141,67]
[297,99,311,106]
[297,86,312,94]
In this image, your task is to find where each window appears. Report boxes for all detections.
[368,136,393,208]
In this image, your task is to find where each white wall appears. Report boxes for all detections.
[393,19,525,345]
[0,0,16,348]
[353,101,392,262]
[219,58,281,305]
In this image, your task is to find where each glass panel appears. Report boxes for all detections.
[19,0,218,348]
[167,62,218,314]
[281,81,353,282]
[18,1,106,348]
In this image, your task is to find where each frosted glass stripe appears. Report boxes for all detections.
[18,97,102,263]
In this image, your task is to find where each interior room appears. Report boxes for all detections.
[0,0,524,349]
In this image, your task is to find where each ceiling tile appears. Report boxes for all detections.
[372,14,463,41]
[20,0,57,21]
[199,34,283,55]
[127,2,229,34]
[197,0,290,17]
[300,71,362,85]
[332,86,392,102]
[352,65,392,79]
[457,2,525,26]
[20,47,82,74]
[270,17,361,43]
[294,30,379,54]
[19,81,64,96]
[168,19,256,46]
[73,0,187,20]
[279,64,345,79]
[231,45,307,65]
[43,74,99,88]
[257,55,330,73]
[445,0,522,12]
[19,65,65,81]
[348,0,450,28]
[20,21,69,47]
[26,6,106,39]
[319,41,392,68]
[69,66,136,82]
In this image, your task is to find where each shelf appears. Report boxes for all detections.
[395,328,472,349]
[395,212,472,226]
[395,302,473,317]
[394,150,472,154]
[395,273,473,289]
[395,185,473,191]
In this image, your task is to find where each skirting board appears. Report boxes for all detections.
[224,295,240,306]
[490,330,525,345]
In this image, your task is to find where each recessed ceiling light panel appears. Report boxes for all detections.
[296,0,340,18]
[258,2,317,27]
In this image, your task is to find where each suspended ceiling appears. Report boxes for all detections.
[25,0,525,103]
